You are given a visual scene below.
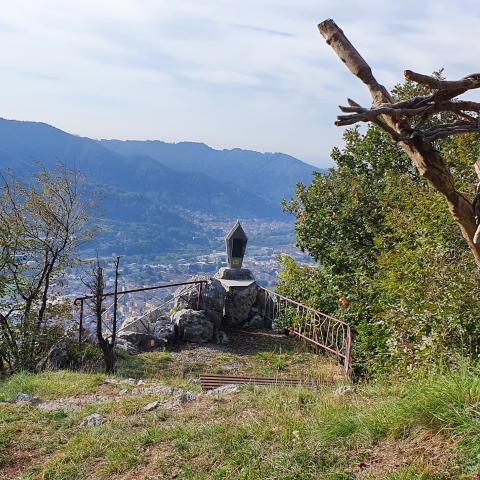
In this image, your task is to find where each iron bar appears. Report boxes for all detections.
[74,279,208,344]
[258,286,352,376]
[74,280,207,304]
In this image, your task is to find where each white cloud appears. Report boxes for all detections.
[0,0,479,166]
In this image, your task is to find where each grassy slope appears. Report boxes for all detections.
[1,344,480,479]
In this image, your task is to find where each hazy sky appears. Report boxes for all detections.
[1,1,480,167]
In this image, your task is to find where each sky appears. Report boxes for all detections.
[1,0,480,167]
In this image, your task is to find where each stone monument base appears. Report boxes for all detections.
[214,268,255,287]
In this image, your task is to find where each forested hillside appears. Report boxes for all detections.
[0,118,320,256]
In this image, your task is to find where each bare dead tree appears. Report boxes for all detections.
[82,256,119,374]
[318,19,480,267]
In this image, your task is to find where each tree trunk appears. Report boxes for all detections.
[400,139,480,266]
[101,343,115,374]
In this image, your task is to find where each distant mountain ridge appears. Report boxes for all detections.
[0,118,323,256]
[99,139,321,203]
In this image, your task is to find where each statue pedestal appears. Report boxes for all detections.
[213,268,258,326]
[214,267,255,287]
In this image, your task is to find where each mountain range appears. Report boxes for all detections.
[0,118,322,256]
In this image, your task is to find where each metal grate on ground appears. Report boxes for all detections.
[200,374,317,391]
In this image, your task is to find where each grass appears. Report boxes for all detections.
[2,348,480,478]
[0,370,105,402]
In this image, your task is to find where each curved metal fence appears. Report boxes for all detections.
[258,287,352,375]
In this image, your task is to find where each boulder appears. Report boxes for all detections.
[172,309,214,343]
[202,278,226,314]
[223,283,259,327]
[115,337,139,354]
[214,330,230,345]
[173,276,226,317]
[206,309,222,330]
[120,308,171,336]
[116,331,165,351]
[116,309,175,352]
[151,316,175,341]
[177,391,198,403]
[244,313,267,330]
[143,400,161,412]
[173,275,208,310]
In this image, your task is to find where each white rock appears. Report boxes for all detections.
[178,392,197,403]
[205,384,240,396]
[143,401,161,412]
[80,413,106,427]
[333,385,354,397]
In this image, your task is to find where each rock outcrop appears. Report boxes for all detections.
[116,307,175,352]
[115,268,270,353]
[172,309,215,343]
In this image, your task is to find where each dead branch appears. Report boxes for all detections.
[317,18,480,266]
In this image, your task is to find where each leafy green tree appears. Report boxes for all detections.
[280,121,480,374]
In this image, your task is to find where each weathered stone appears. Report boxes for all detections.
[214,267,254,281]
[116,331,164,350]
[117,309,174,352]
[173,276,226,318]
[114,337,139,354]
[214,330,230,345]
[131,385,182,396]
[205,384,240,396]
[333,385,354,397]
[172,309,214,343]
[244,313,267,330]
[152,317,175,341]
[202,278,226,314]
[173,275,208,309]
[187,378,202,385]
[223,283,259,327]
[15,393,42,405]
[206,309,222,330]
[178,391,198,403]
[80,413,106,427]
[143,400,161,412]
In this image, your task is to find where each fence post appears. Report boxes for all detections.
[79,299,84,344]
[344,327,352,376]
[197,281,204,310]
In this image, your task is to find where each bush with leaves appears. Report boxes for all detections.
[279,79,480,375]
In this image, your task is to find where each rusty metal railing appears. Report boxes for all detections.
[73,280,207,344]
[258,287,352,375]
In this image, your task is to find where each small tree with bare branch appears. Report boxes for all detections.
[0,167,93,372]
[318,19,480,270]
[82,256,120,373]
